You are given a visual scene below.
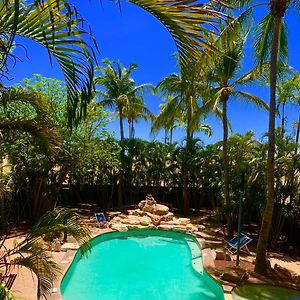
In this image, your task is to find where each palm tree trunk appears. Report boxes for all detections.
[295,113,300,154]
[170,127,173,144]
[128,120,132,139]
[118,108,124,209]
[222,95,233,237]
[255,15,282,275]
[131,120,135,139]
[119,109,125,143]
[183,130,190,215]
[164,129,168,144]
[281,102,285,136]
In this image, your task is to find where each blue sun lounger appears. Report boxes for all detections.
[95,212,107,227]
[225,233,252,254]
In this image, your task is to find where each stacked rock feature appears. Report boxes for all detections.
[109,194,199,233]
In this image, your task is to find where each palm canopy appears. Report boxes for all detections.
[124,97,154,138]
[95,59,152,141]
[153,72,211,138]
[204,18,268,110]
[0,0,96,125]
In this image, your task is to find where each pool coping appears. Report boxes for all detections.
[48,228,232,300]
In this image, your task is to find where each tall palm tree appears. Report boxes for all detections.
[204,19,268,237]
[154,72,212,215]
[249,0,294,275]
[95,59,151,207]
[0,0,96,125]
[95,59,151,143]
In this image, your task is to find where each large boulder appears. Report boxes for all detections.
[138,200,147,210]
[110,224,128,231]
[127,209,142,216]
[140,216,152,226]
[186,223,198,232]
[162,212,174,221]
[126,215,141,225]
[178,218,190,226]
[153,204,169,215]
[143,203,155,213]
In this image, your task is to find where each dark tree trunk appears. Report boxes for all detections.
[119,109,124,142]
[295,113,300,154]
[255,14,282,276]
[222,94,233,237]
[118,108,125,209]
[164,128,168,144]
[170,127,173,144]
[183,130,191,216]
[281,102,285,136]
[131,120,135,139]
[128,120,132,139]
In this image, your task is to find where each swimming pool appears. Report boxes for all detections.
[61,230,224,300]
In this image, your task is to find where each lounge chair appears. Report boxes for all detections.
[225,233,252,254]
[95,213,107,228]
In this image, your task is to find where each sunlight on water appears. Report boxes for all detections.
[61,231,224,300]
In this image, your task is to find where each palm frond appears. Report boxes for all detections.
[28,207,91,255]
[0,0,97,125]
[13,239,60,299]
[129,0,224,78]
[254,13,288,69]
[254,13,274,69]
[234,90,269,110]
[0,87,61,152]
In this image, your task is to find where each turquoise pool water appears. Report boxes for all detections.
[61,230,224,300]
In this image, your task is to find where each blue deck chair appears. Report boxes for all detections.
[95,212,107,227]
[225,233,252,254]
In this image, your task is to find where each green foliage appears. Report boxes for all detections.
[0,0,96,126]
[95,59,153,141]
[1,207,90,299]
[1,75,113,220]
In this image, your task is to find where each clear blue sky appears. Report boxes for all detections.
[4,1,300,144]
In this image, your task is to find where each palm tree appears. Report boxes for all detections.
[245,0,295,275]
[154,72,212,215]
[95,59,151,143]
[204,19,268,237]
[124,96,154,139]
[151,96,182,144]
[277,75,298,136]
[0,0,96,125]
[0,207,91,299]
[95,59,151,207]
